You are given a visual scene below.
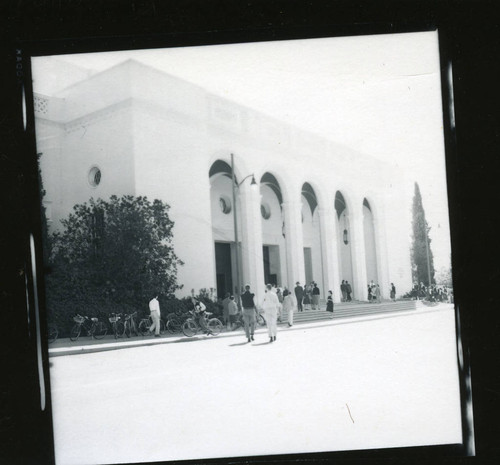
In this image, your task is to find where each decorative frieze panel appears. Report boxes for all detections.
[34,95,49,115]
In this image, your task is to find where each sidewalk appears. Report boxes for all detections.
[48,303,452,357]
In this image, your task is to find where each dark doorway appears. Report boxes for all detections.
[215,242,233,299]
[263,245,280,286]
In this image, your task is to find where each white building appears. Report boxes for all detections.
[34,59,413,304]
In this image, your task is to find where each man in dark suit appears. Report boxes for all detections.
[345,281,352,301]
[294,281,304,312]
[341,280,347,302]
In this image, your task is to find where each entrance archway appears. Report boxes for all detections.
[301,183,322,293]
[363,198,378,285]
[260,173,285,286]
[209,160,238,299]
[335,191,354,296]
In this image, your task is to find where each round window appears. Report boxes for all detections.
[219,196,231,214]
[261,203,271,220]
[88,166,102,187]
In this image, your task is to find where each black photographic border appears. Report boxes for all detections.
[2,1,498,464]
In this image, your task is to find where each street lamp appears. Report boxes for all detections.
[424,225,432,287]
[231,153,257,303]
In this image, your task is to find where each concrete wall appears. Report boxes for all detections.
[34,59,415,301]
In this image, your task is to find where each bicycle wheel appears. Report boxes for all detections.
[114,320,125,338]
[207,318,222,336]
[168,316,182,334]
[182,319,197,337]
[139,319,150,336]
[48,324,58,344]
[70,324,81,341]
[93,321,107,339]
[256,313,266,326]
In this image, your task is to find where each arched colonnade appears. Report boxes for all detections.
[209,157,385,304]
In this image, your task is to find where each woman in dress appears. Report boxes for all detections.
[303,283,311,310]
[326,290,334,318]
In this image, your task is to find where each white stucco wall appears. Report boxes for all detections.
[35,59,415,301]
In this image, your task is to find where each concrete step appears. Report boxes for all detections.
[281,300,422,325]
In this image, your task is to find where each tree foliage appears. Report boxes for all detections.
[46,195,183,330]
[411,182,435,286]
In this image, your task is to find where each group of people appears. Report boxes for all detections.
[367,281,382,303]
[410,282,452,302]
[340,280,353,302]
[293,282,321,311]
[220,281,336,343]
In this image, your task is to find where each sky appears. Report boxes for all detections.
[32,30,452,272]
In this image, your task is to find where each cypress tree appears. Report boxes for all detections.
[411,182,435,286]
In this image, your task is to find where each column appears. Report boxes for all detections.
[350,206,368,301]
[373,205,390,299]
[282,201,306,288]
[318,206,341,303]
[239,182,265,303]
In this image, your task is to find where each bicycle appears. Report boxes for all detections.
[108,313,125,339]
[166,311,190,334]
[138,314,166,336]
[232,310,266,330]
[182,311,223,337]
[123,311,139,337]
[70,314,108,341]
[47,323,58,344]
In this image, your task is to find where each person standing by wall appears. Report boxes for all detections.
[222,292,231,329]
[345,281,352,301]
[294,282,304,312]
[375,284,381,303]
[282,287,295,327]
[390,283,396,301]
[341,280,347,302]
[241,285,257,342]
[312,282,320,310]
[148,294,161,337]
[227,295,238,331]
[262,283,280,342]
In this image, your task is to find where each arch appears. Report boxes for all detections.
[208,159,239,299]
[260,171,286,287]
[301,182,323,303]
[335,190,354,299]
[363,197,379,294]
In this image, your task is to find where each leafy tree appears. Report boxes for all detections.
[46,195,183,330]
[411,182,435,286]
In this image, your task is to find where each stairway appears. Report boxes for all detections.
[281,300,423,325]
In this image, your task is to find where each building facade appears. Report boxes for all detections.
[34,59,413,304]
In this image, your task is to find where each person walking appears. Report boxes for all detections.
[282,288,295,327]
[227,295,238,331]
[294,282,304,312]
[241,285,257,342]
[148,294,161,337]
[326,290,334,318]
[262,283,280,342]
[312,282,320,310]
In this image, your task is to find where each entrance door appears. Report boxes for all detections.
[215,242,233,299]
[263,245,280,286]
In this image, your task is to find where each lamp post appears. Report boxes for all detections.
[424,225,432,287]
[231,153,256,304]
